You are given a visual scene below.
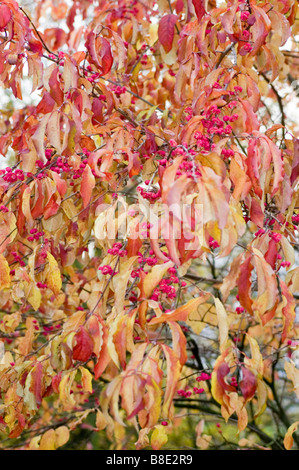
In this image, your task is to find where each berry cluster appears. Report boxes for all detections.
[137,183,161,202]
[292,214,299,224]
[236,306,244,315]
[230,376,238,387]
[111,84,127,97]
[98,265,117,276]
[0,166,25,183]
[36,282,48,289]
[11,251,25,267]
[202,103,239,137]
[27,228,45,243]
[107,242,127,257]
[208,236,219,250]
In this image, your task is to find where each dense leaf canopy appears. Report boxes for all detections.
[0,0,299,451]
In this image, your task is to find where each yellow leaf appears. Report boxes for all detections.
[245,334,264,378]
[0,212,17,254]
[151,424,168,450]
[96,410,107,431]
[79,366,93,394]
[39,429,57,450]
[39,426,69,450]
[254,379,268,418]
[0,312,21,333]
[186,301,216,334]
[285,361,299,399]
[281,235,295,268]
[214,298,229,353]
[29,436,41,450]
[59,370,77,407]
[46,252,62,295]
[62,199,77,219]
[55,426,70,448]
[26,282,42,311]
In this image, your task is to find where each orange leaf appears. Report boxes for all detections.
[161,344,182,418]
[168,321,187,365]
[94,317,110,379]
[284,421,299,450]
[149,293,210,325]
[0,253,10,289]
[80,164,95,209]
[237,254,254,315]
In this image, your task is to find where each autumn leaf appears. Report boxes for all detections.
[214,297,229,353]
[285,361,299,399]
[151,424,168,450]
[80,164,95,209]
[72,326,94,362]
[149,293,211,325]
[85,32,113,76]
[284,421,299,450]
[0,3,11,29]
[239,367,257,402]
[46,251,62,295]
[39,426,70,450]
[0,0,298,451]
[158,14,178,53]
[192,0,206,22]
[0,253,11,289]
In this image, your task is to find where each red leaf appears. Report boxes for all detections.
[52,372,62,393]
[239,367,257,401]
[158,14,178,53]
[0,4,12,29]
[43,195,61,220]
[36,91,55,115]
[217,362,236,393]
[176,0,184,13]
[291,137,299,185]
[49,67,64,106]
[72,326,94,362]
[8,414,26,439]
[264,238,277,269]
[17,183,27,235]
[99,37,113,76]
[192,0,206,21]
[31,362,44,407]
[237,255,254,315]
[85,32,113,76]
